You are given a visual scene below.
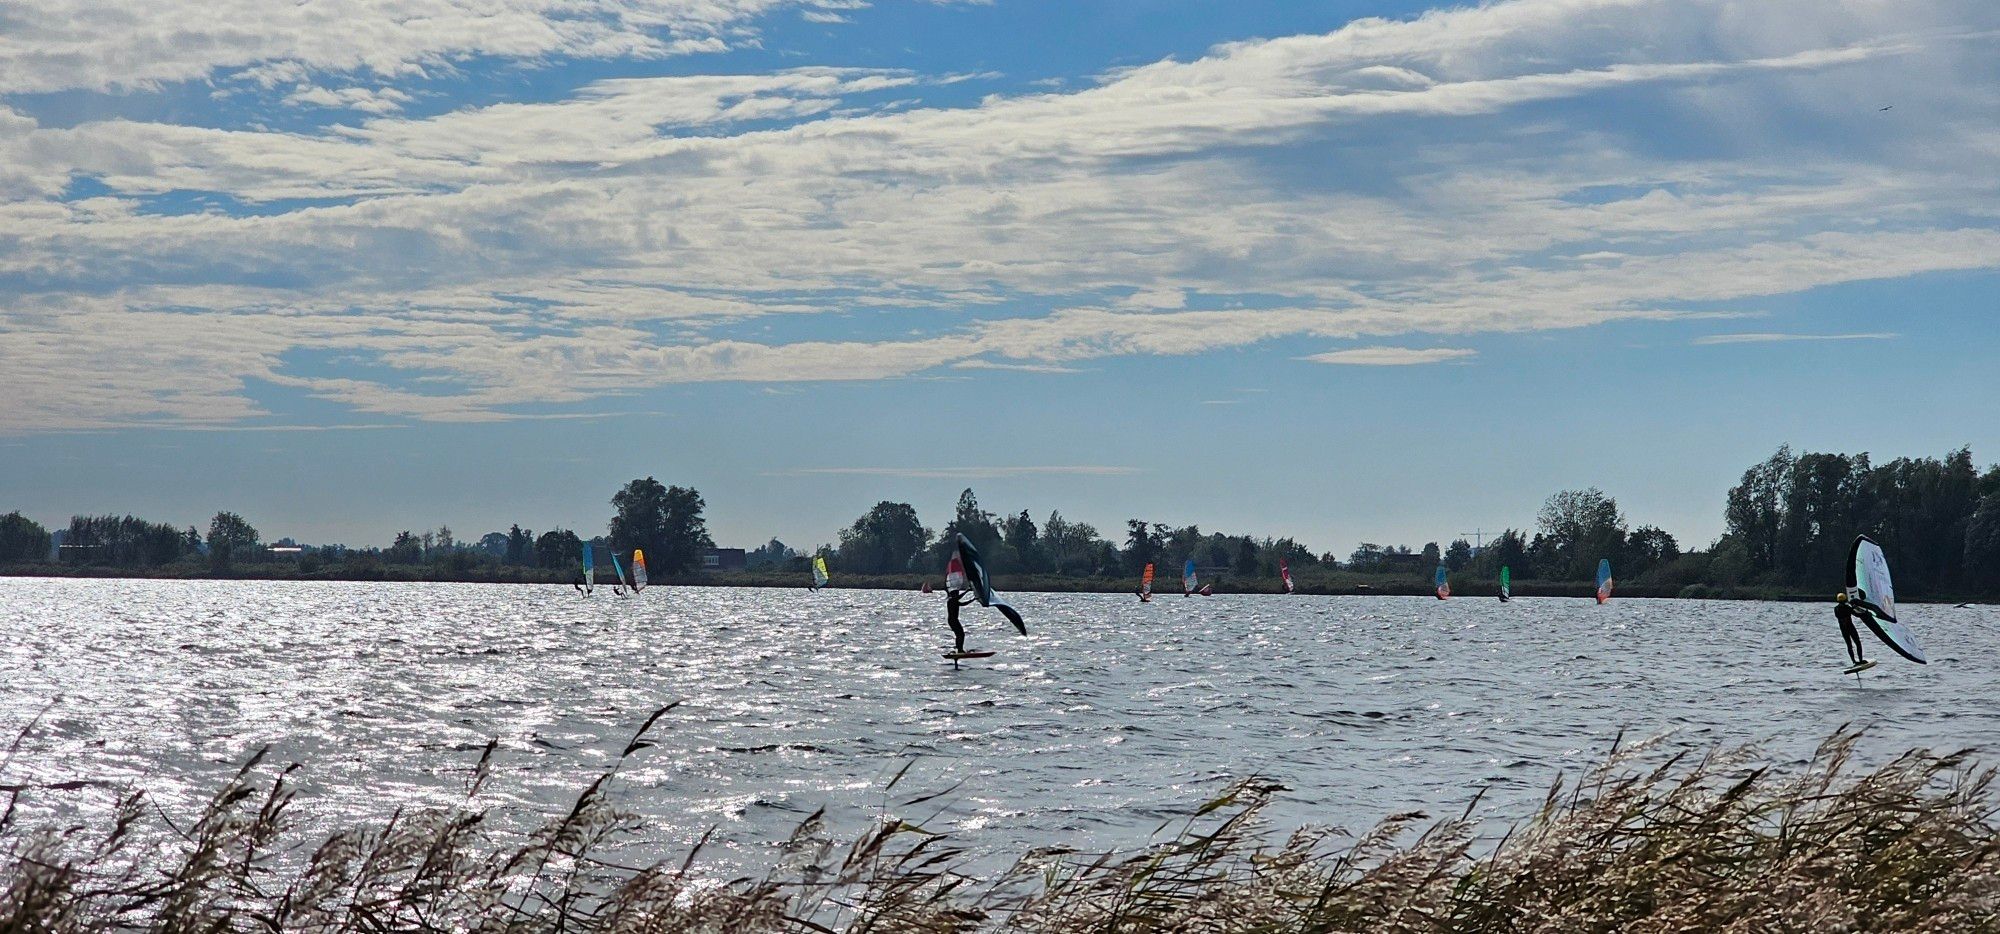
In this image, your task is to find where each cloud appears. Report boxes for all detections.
[0,0,1996,430]
[1692,331,1900,345]
[776,465,1144,479]
[1302,347,1480,366]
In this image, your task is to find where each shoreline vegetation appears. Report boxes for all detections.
[0,563,1947,603]
[1,715,1993,932]
[7,444,2000,602]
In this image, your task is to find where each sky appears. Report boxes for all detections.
[2,0,1998,556]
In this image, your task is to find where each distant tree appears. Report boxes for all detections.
[747,538,796,569]
[505,524,533,564]
[1234,538,1259,575]
[1444,538,1473,572]
[0,513,50,564]
[1348,543,1386,573]
[1043,511,1103,576]
[1420,542,1441,568]
[535,528,584,569]
[1537,488,1627,580]
[206,512,259,571]
[610,477,714,573]
[1123,520,1159,575]
[435,526,456,555]
[387,531,422,564]
[1725,446,1792,575]
[936,489,1001,561]
[836,502,930,574]
[477,531,509,558]
[1964,495,2000,593]
[1472,529,1528,578]
[1627,525,1681,574]
[1002,510,1042,573]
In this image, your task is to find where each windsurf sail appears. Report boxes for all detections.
[1500,565,1511,601]
[812,555,831,591]
[954,534,1025,634]
[1183,559,1198,595]
[581,543,595,596]
[631,549,648,593]
[610,550,628,594]
[1847,534,1926,663]
[1435,564,1450,600]
[1141,563,1154,599]
[1596,558,1613,604]
[1281,559,1295,594]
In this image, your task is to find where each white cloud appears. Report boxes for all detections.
[1302,347,1480,366]
[0,0,1996,431]
[1692,331,1899,345]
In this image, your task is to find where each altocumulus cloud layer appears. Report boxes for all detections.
[1,0,1997,430]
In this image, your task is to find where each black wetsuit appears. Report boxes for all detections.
[1834,602,1870,665]
[572,576,587,596]
[946,591,973,653]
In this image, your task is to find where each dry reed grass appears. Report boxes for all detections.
[1,711,1994,933]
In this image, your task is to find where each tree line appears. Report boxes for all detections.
[6,447,1999,596]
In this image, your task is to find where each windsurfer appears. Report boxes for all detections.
[1834,591,1870,666]
[946,589,973,653]
[572,575,587,596]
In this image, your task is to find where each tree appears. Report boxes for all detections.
[1348,543,1386,573]
[1444,538,1473,572]
[207,512,259,571]
[747,538,796,569]
[477,531,510,558]
[1420,542,1441,567]
[1002,510,1042,572]
[535,528,584,569]
[0,513,50,564]
[387,531,423,564]
[505,524,533,564]
[1044,511,1103,576]
[1627,525,1681,573]
[1964,495,2000,593]
[836,502,930,574]
[1123,520,1159,575]
[1536,488,1626,580]
[610,478,714,573]
[1725,447,1791,575]
[1234,538,1259,575]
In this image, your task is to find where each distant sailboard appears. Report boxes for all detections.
[1595,559,1614,604]
[581,543,596,597]
[1435,564,1450,600]
[811,555,831,591]
[1281,559,1296,595]
[1499,565,1511,602]
[609,550,628,595]
[1846,534,1926,664]
[1140,562,1154,602]
[631,549,648,593]
[1183,559,1199,597]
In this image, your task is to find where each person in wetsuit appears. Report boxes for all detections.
[945,588,974,653]
[1834,591,1871,667]
[572,575,588,596]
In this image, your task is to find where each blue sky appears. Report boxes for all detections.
[2,0,1997,555]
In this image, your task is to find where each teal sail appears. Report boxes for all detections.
[1500,565,1511,601]
[581,543,595,596]
[1846,534,1926,663]
[610,550,628,594]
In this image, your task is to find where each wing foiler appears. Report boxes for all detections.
[1847,534,1926,664]
[954,533,1026,634]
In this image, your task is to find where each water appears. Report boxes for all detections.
[0,578,1991,873]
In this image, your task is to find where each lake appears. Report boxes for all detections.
[0,578,1988,873]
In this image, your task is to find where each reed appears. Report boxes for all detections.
[2,719,1995,932]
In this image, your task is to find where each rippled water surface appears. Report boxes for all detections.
[1,578,1993,870]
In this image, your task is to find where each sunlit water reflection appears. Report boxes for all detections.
[0,579,1990,872]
